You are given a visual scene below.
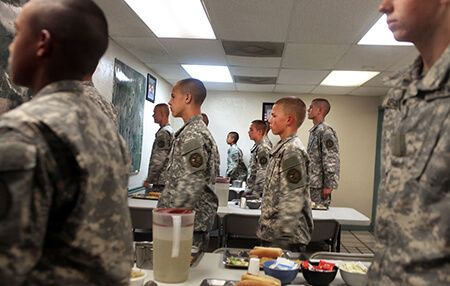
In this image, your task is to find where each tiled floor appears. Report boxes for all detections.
[340,230,375,254]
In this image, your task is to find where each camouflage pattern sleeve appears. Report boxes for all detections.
[0,137,38,285]
[226,145,240,177]
[320,128,340,189]
[367,47,450,285]
[146,125,174,186]
[253,143,270,197]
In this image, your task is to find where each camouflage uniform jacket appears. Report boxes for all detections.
[0,81,133,285]
[367,46,450,285]
[146,124,174,187]
[157,115,220,232]
[257,134,313,245]
[307,120,340,189]
[247,139,271,197]
[82,81,119,130]
[226,144,247,181]
[263,135,273,148]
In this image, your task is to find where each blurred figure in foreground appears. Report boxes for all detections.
[0,0,133,285]
[367,0,450,285]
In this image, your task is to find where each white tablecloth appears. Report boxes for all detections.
[128,198,370,226]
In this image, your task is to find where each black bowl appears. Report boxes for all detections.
[301,262,338,286]
[246,200,261,209]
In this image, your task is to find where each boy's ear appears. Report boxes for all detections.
[286,115,295,126]
[37,29,52,57]
[185,92,192,104]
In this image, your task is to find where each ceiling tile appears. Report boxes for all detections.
[362,72,394,87]
[113,37,178,64]
[94,0,154,37]
[229,67,279,77]
[387,50,419,71]
[334,45,417,71]
[144,64,189,81]
[282,43,351,69]
[311,86,357,95]
[236,83,275,93]
[350,87,389,96]
[288,0,381,44]
[158,39,228,65]
[204,82,237,92]
[204,0,294,42]
[274,85,316,94]
[278,69,329,85]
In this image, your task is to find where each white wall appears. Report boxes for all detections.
[93,39,173,190]
[93,38,381,221]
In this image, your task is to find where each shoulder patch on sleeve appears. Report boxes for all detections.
[281,155,306,190]
[0,142,37,171]
[323,132,337,149]
[182,138,205,172]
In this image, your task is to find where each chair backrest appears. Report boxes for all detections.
[129,207,153,229]
[223,214,259,237]
[228,189,238,201]
[310,219,340,251]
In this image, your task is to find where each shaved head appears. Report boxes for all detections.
[27,0,108,77]
[275,97,306,128]
[312,98,331,116]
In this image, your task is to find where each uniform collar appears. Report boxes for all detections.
[384,45,450,101]
[35,80,84,98]
[270,133,297,155]
[309,120,325,133]
[174,115,202,137]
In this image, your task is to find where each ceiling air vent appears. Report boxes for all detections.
[234,76,277,85]
[222,41,284,57]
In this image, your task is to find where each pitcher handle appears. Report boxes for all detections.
[171,215,181,257]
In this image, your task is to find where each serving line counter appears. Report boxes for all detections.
[140,252,354,286]
[128,199,370,226]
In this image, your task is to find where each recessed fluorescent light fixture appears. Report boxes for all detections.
[124,0,215,39]
[358,15,413,46]
[182,65,233,83]
[321,71,380,86]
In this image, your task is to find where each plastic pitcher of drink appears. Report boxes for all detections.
[215,176,230,207]
[152,209,195,283]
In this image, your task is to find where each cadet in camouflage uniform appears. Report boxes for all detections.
[244,120,271,198]
[82,76,119,130]
[257,97,313,251]
[157,78,220,251]
[0,1,133,285]
[143,103,174,193]
[367,0,450,285]
[307,98,339,207]
[226,131,248,183]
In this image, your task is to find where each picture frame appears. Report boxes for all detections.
[146,73,157,103]
[262,102,274,121]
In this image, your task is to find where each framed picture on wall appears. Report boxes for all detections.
[146,73,157,103]
[262,102,274,121]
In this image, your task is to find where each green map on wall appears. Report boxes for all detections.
[112,58,145,174]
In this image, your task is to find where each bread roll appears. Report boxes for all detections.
[236,280,273,286]
[240,274,281,286]
[249,247,283,259]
